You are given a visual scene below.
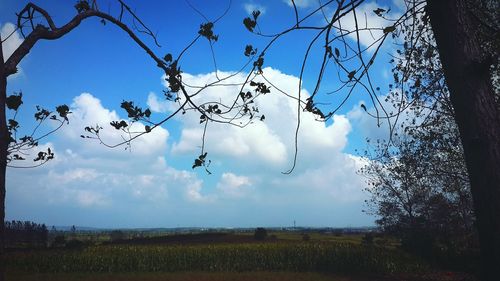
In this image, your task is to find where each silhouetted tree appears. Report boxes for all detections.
[425,1,499,279]
[360,0,479,262]
[253,227,267,241]
[4,220,48,248]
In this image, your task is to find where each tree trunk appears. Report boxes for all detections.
[426,1,500,280]
[0,33,8,281]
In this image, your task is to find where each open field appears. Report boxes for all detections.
[3,231,477,281]
[5,271,477,281]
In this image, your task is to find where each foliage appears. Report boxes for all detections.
[109,230,125,242]
[361,233,374,246]
[360,3,477,264]
[5,92,70,168]
[4,220,48,248]
[302,234,310,242]
[65,239,86,250]
[52,235,66,247]
[253,228,268,241]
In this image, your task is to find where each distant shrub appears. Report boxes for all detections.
[52,235,66,247]
[253,228,268,241]
[65,239,85,249]
[4,220,48,248]
[110,230,125,242]
[362,233,374,246]
[302,234,310,241]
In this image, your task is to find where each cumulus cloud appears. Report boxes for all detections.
[217,172,252,198]
[66,93,170,157]
[244,2,266,15]
[1,22,23,61]
[6,93,209,212]
[7,70,374,227]
[345,89,425,143]
[159,67,367,204]
[335,1,395,50]
[147,92,170,113]
[164,67,352,172]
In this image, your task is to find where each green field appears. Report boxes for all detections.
[3,231,476,281]
[5,271,456,281]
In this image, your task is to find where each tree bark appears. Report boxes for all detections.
[0,33,8,281]
[426,1,500,280]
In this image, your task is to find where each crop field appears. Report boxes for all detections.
[2,232,476,281]
[4,242,426,274]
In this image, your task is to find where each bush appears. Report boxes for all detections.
[362,233,374,246]
[253,227,268,241]
[302,234,310,241]
[65,239,85,250]
[110,230,125,242]
[52,235,66,247]
[400,229,435,258]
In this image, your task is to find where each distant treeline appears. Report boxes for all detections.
[4,220,48,248]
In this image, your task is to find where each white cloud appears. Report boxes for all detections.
[244,3,266,15]
[67,93,169,157]
[6,93,206,211]
[6,69,375,227]
[217,172,252,198]
[147,92,170,113]
[392,0,407,11]
[1,22,23,61]
[283,0,316,9]
[168,67,351,170]
[345,89,425,143]
[333,1,397,50]
[165,67,366,204]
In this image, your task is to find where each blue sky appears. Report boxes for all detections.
[2,0,403,228]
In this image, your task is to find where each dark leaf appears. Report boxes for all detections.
[13,154,25,161]
[252,10,260,20]
[348,70,356,80]
[253,56,264,73]
[34,106,50,121]
[6,93,23,111]
[192,158,202,169]
[8,119,19,131]
[383,25,396,34]
[110,120,128,130]
[243,17,256,32]
[198,22,218,41]
[373,8,386,16]
[56,105,71,121]
[244,45,257,57]
[164,53,173,63]
[75,0,90,13]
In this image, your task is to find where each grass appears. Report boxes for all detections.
[6,232,474,280]
[4,242,426,274]
[5,271,368,281]
[5,271,477,281]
